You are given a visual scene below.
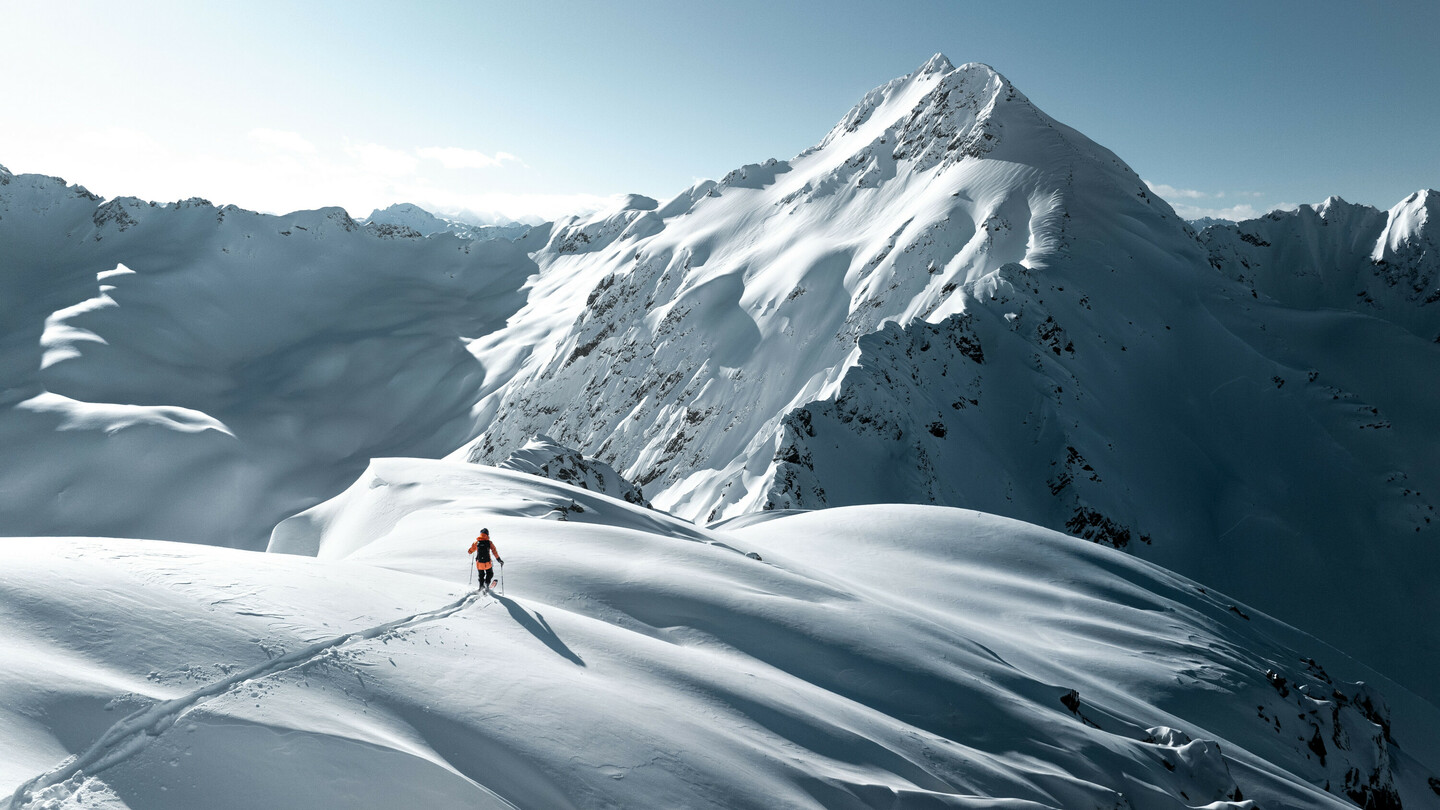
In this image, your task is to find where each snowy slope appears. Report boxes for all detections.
[449,58,1440,700]
[6,463,1439,809]
[1201,191,1440,341]
[3,53,1438,707]
[0,165,536,547]
[459,54,1106,516]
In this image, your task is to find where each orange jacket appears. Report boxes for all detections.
[468,535,502,570]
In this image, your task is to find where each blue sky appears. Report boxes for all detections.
[2,0,1436,222]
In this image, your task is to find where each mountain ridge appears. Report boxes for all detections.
[2,56,1438,702]
[451,55,1440,702]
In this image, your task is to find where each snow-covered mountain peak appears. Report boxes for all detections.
[1374,187,1437,262]
[462,54,1211,538]
[918,51,956,75]
[1205,188,1440,342]
[364,202,448,234]
[816,56,1017,163]
[364,201,533,241]
[619,193,658,212]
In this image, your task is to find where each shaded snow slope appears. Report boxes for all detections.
[1201,191,1440,341]
[8,463,1439,809]
[448,58,1440,700]
[0,166,535,548]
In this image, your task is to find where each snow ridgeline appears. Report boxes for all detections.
[1200,190,1440,342]
[5,461,1439,809]
[449,58,1440,701]
[0,164,536,548]
[498,434,650,509]
[363,202,532,242]
[3,53,1440,702]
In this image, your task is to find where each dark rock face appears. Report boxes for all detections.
[1259,657,1405,809]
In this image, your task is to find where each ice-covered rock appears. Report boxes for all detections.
[499,434,650,508]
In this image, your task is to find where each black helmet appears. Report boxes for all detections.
[481,528,490,534]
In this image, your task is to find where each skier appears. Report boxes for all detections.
[469,528,504,591]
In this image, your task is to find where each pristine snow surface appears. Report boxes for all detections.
[3,53,1440,804]
[4,463,1438,809]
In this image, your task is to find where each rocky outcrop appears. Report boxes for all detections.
[499,434,651,507]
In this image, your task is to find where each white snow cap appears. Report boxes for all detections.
[920,52,956,74]
[1373,188,1438,264]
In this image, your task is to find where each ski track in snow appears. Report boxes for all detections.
[5,590,494,809]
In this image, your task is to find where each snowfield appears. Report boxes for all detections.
[3,51,1440,810]
[0,168,535,548]
[2,462,1437,809]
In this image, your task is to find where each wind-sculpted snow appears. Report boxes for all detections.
[6,465,1440,809]
[7,588,482,808]
[449,58,1440,700]
[4,49,1440,727]
[0,164,535,548]
[499,434,651,507]
[458,58,1133,521]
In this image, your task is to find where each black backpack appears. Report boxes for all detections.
[475,538,492,563]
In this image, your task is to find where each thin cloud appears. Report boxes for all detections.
[418,146,522,170]
[249,128,317,154]
[401,187,619,224]
[1145,181,1208,200]
[1145,181,1291,222]
[343,140,419,177]
[1170,202,1263,222]
[3,125,612,222]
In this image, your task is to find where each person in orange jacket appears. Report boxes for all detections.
[469,528,503,591]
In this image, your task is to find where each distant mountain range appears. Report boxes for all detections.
[363,202,532,241]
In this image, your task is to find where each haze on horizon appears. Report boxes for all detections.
[2,0,1436,224]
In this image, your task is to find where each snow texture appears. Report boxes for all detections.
[4,463,1438,809]
[498,434,651,508]
[2,54,1439,708]
[0,169,535,548]
[449,60,1440,701]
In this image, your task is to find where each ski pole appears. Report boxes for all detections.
[468,556,474,588]
[499,561,505,596]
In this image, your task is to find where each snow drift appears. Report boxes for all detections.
[3,462,1436,809]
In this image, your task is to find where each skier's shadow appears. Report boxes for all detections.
[495,595,586,666]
